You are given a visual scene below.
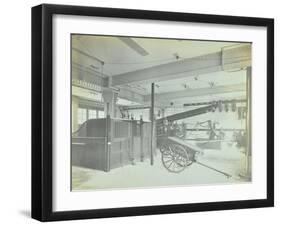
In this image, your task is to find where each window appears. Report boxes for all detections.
[78,108,87,125]
[98,110,105,118]
[77,105,104,125]
[88,109,97,119]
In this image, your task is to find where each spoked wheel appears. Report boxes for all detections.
[161,144,192,173]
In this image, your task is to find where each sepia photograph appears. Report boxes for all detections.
[71,34,252,191]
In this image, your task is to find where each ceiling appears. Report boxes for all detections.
[72,35,240,76]
[140,70,246,95]
[72,34,248,106]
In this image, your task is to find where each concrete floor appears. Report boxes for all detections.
[72,143,250,191]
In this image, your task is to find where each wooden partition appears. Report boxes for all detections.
[72,118,108,171]
[109,119,131,169]
[72,116,153,172]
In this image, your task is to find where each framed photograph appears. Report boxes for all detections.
[32,4,274,221]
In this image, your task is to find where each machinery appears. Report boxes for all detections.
[156,104,234,177]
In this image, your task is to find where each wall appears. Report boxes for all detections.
[0,0,279,225]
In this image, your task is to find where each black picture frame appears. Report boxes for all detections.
[32,4,274,222]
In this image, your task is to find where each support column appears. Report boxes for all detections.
[150,83,155,165]
[102,88,118,172]
[105,115,111,172]
[102,88,118,117]
[240,67,251,179]
[140,118,144,162]
[245,66,252,178]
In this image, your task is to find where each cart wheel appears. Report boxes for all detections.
[161,144,192,173]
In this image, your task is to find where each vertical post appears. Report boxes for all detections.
[106,103,110,117]
[102,88,118,117]
[105,114,111,172]
[240,67,251,179]
[150,83,155,165]
[130,121,135,165]
[245,67,252,178]
[140,118,144,162]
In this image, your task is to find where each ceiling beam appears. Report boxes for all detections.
[118,37,149,56]
[111,45,251,86]
[72,47,104,64]
[118,87,145,104]
[120,105,151,111]
[144,83,246,102]
[72,82,145,104]
[120,105,163,110]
